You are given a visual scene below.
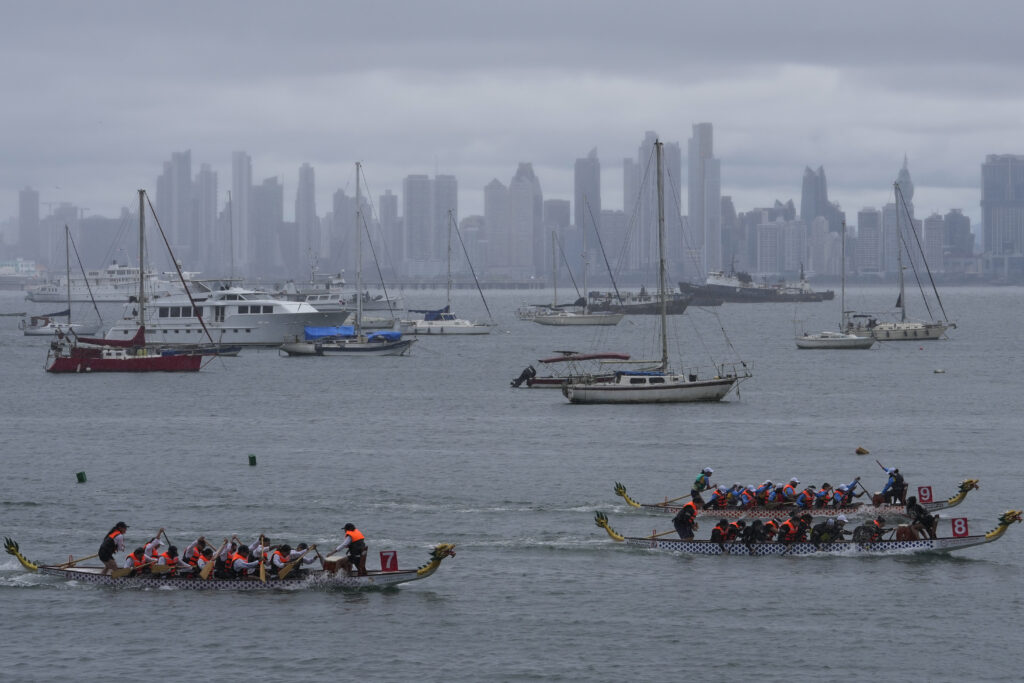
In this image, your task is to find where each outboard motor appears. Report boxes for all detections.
[511,365,536,388]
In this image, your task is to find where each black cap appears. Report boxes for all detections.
[344,523,355,531]
[115,521,128,529]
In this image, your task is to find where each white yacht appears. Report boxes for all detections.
[25,262,185,302]
[103,280,349,347]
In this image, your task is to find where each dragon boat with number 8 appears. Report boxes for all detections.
[594,510,1021,556]
[4,539,455,590]
[612,479,980,520]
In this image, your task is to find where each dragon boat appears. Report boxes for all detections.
[594,510,1021,556]
[4,538,455,591]
[612,479,980,521]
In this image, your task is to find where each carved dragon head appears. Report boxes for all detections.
[984,510,1023,541]
[415,543,457,576]
[594,511,625,541]
[4,538,38,572]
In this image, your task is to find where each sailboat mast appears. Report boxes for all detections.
[551,231,557,308]
[355,162,362,332]
[894,182,906,322]
[65,226,71,325]
[582,219,588,314]
[656,141,668,370]
[138,189,145,330]
[447,210,453,309]
[840,220,846,332]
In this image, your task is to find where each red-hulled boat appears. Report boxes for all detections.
[46,327,203,373]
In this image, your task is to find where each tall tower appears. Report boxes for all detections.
[688,123,721,275]
[18,187,39,262]
[231,151,252,277]
[402,174,432,270]
[981,154,1024,259]
[193,163,218,274]
[295,162,319,274]
[484,178,510,272]
[574,148,601,249]
[509,163,543,277]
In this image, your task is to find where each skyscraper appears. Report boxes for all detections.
[251,176,284,277]
[688,123,721,275]
[193,163,218,274]
[18,187,39,262]
[509,163,543,277]
[574,148,601,248]
[155,151,193,261]
[295,163,319,274]
[402,174,432,274]
[981,154,1024,265]
[484,178,510,274]
[231,151,252,276]
[433,175,458,264]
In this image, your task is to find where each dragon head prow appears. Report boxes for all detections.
[960,479,980,492]
[4,538,39,572]
[612,483,642,509]
[594,512,626,542]
[415,543,456,576]
[984,510,1023,540]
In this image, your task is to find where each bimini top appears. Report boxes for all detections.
[408,305,451,321]
[304,325,355,340]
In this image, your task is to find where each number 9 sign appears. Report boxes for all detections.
[951,518,969,538]
[917,486,933,504]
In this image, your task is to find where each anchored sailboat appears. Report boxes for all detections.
[562,141,750,404]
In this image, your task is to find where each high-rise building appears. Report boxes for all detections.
[855,207,883,273]
[18,187,39,262]
[379,189,400,268]
[193,163,218,274]
[800,166,846,234]
[155,151,193,262]
[433,175,458,265]
[231,151,252,276]
[688,123,721,276]
[923,213,945,272]
[981,154,1024,262]
[943,209,973,259]
[509,163,543,277]
[401,175,433,276]
[484,178,510,274]
[251,176,284,277]
[574,148,600,247]
[295,163,319,274]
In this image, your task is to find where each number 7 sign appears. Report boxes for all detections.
[379,550,398,572]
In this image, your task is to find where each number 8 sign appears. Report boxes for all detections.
[951,518,969,538]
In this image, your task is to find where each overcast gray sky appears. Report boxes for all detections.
[2,1,1020,228]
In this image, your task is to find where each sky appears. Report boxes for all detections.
[2,0,1021,231]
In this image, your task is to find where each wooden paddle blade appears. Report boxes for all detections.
[111,567,133,578]
[149,564,173,574]
[199,561,214,580]
[259,561,266,583]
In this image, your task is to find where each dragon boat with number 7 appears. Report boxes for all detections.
[594,510,1021,556]
[4,539,455,591]
[612,479,980,520]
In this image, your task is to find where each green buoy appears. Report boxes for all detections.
[75,471,87,483]
[248,454,257,466]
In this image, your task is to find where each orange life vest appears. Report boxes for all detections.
[126,551,146,567]
[782,484,796,499]
[345,528,365,543]
[779,519,799,541]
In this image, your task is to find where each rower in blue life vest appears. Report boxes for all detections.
[777,478,800,504]
[691,467,714,503]
[882,468,907,505]
[98,521,128,575]
[813,483,833,508]
[754,480,774,504]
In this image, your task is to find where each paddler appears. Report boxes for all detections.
[778,478,800,503]
[98,521,128,575]
[121,546,148,575]
[671,496,700,540]
[182,536,209,567]
[703,484,730,510]
[905,496,939,539]
[794,485,818,509]
[227,545,262,578]
[142,529,165,564]
[882,468,907,505]
[333,523,368,577]
[810,514,849,548]
[709,519,730,543]
[157,545,192,576]
[741,519,765,548]
[737,485,759,509]
[762,519,780,541]
[691,467,714,503]
[754,480,774,505]
[813,483,833,508]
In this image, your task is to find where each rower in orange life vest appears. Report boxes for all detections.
[121,547,148,575]
[333,523,368,576]
[142,528,166,564]
[762,519,780,541]
[778,478,800,504]
[269,543,318,578]
[737,485,759,509]
[226,545,262,578]
[98,521,128,575]
[709,519,731,543]
[794,485,818,509]
[157,545,192,575]
[182,536,209,567]
[671,496,700,540]
[703,485,731,510]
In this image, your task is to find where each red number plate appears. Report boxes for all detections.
[379,550,398,572]
[917,486,933,503]
[951,518,969,538]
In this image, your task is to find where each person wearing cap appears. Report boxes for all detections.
[882,468,907,505]
[691,467,714,503]
[333,523,368,576]
[98,522,129,575]
[905,496,939,539]
[778,478,800,503]
[142,528,166,564]
[703,484,730,510]
[810,514,849,547]
[671,495,700,540]
[794,485,818,509]
[754,480,774,505]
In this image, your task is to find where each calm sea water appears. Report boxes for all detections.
[1,286,1022,681]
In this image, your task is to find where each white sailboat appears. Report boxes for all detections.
[22,226,99,336]
[532,231,623,326]
[281,162,414,357]
[846,181,955,341]
[562,141,750,404]
[796,221,875,349]
[400,211,492,335]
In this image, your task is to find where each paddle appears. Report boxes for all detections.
[199,539,228,580]
[642,530,678,540]
[111,561,155,578]
[259,535,267,583]
[656,494,691,507]
[56,553,98,568]
[277,544,316,579]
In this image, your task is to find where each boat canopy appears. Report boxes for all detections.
[75,327,146,348]
[540,352,631,364]
[367,330,402,342]
[408,305,450,321]
[304,325,354,340]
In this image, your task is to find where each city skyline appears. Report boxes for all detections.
[3,1,1022,233]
